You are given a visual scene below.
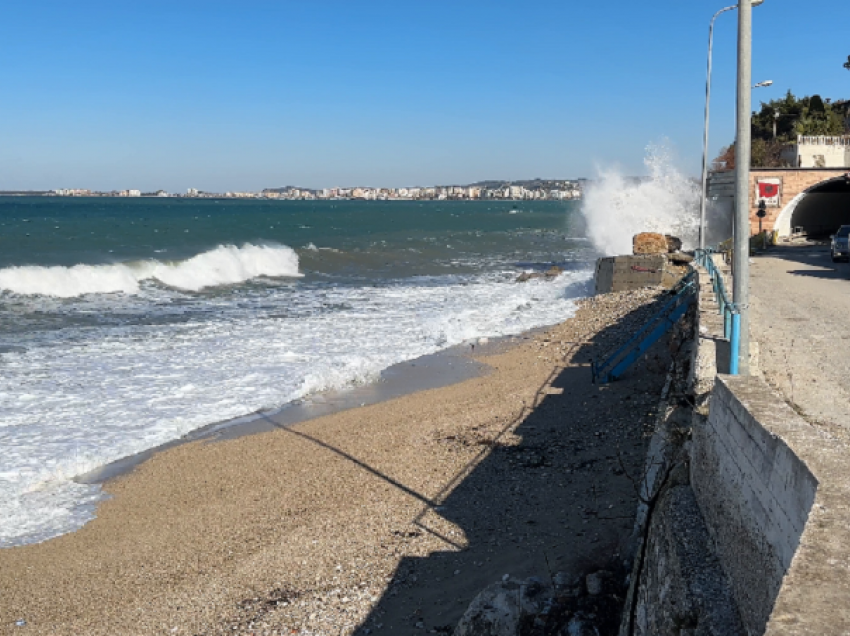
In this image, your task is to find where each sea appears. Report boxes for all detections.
[0,196,596,547]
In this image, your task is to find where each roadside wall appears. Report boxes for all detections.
[623,264,825,636]
[691,376,817,635]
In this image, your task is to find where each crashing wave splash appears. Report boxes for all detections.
[0,244,303,297]
[582,141,700,256]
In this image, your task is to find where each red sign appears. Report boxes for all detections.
[758,182,779,198]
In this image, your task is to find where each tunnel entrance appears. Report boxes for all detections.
[788,177,850,238]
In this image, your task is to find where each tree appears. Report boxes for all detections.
[844,55,850,71]
[712,144,735,171]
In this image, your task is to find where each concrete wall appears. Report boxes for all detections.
[691,376,818,635]
[594,255,681,294]
[621,265,842,636]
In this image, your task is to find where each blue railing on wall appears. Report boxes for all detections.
[694,249,741,375]
[592,271,697,384]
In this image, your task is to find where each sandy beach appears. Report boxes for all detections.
[0,287,672,636]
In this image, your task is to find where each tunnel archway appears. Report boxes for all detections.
[774,175,850,238]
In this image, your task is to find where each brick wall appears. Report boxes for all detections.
[748,169,846,235]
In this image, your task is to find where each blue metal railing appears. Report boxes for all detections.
[592,271,697,384]
[694,248,740,375]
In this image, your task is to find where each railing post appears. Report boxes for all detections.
[729,310,741,375]
[724,306,732,339]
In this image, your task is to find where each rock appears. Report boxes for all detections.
[566,615,600,636]
[544,265,563,277]
[453,579,548,636]
[664,235,683,253]
[553,571,572,590]
[585,570,612,596]
[633,232,668,255]
[668,252,694,265]
[515,272,542,283]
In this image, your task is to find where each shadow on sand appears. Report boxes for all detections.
[260,292,679,634]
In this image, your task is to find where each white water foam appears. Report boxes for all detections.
[0,269,592,546]
[0,243,302,297]
[582,141,700,256]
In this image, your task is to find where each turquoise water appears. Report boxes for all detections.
[0,197,594,547]
[0,197,585,273]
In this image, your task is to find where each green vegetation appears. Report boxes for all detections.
[714,91,849,169]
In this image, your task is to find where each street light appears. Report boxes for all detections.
[753,80,773,88]
[698,0,765,250]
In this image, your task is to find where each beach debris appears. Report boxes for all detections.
[453,578,547,636]
[15,619,26,627]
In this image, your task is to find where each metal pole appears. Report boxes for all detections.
[733,0,753,375]
[699,5,737,250]
[729,312,741,374]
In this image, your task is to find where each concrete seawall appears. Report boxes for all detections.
[623,261,850,635]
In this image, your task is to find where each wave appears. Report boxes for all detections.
[0,244,303,298]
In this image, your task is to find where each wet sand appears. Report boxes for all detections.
[0,288,671,636]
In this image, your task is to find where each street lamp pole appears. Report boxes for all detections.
[699,4,737,250]
[733,0,754,375]
[698,0,764,251]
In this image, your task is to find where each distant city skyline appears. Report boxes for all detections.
[1,0,847,192]
[14,178,584,202]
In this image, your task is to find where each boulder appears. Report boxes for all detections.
[633,233,669,255]
[453,578,547,636]
[664,235,683,253]
[544,265,564,277]
[515,272,543,283]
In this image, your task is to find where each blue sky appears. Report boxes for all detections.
[0,0,847,191]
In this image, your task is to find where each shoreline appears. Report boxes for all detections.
[0,288,670,636]
[77,337,515,486]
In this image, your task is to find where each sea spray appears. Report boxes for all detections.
[582,142,701,256]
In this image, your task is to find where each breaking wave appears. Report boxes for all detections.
[582,141,700,256]
[0,244,303,297]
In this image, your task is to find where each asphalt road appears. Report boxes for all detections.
[750,244,850,430]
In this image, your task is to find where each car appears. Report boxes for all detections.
[831,225,850,262]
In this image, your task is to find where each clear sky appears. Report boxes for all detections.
[1,0,847,192]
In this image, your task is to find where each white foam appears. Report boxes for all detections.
[0,269,591,546]
[0,244,302,298]
[582,141,700,256]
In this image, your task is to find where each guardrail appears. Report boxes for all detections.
[592,271,697,384]
[694,249,741,375]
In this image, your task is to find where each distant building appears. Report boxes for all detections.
[783,135,850,168]
[187,188,199,196]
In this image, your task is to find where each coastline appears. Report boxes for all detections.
[0,288,670,636]
[77,339,512,486]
